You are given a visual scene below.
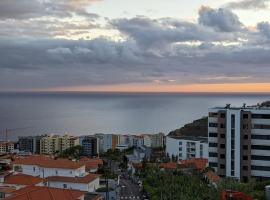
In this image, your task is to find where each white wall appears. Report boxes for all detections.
[13,164,86,178]
[166,136,208,160]
[48,177,100,192]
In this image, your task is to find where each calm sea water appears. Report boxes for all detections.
[0,92,270,140]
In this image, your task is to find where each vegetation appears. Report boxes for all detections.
[96,187,114,192]
[141,166,267,200]
[217,178,266,200]
[142,167,218,200]
[168,117,208,137]
[59,145,84,159]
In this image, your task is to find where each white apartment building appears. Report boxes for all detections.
[166,136,208,160]
[142,134,152,147]
[208,102,270,182]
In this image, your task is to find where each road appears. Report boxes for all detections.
[119,178,142,200]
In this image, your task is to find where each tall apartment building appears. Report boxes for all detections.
[166,136,208,160]
[142,134,152,147]
[60,135,79,151]
[0,141,15,154]
[151,132,165,148]
[40,135,78,154]
[18,135,44,154]
[40,135,61,154]
[119,135,134,147]
[79,136,99,156]
[208,102,270,182]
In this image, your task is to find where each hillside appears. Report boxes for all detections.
[168,117,208,137]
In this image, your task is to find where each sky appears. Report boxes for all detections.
[0,0,270,92]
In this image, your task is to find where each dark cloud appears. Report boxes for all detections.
[225,0,269,10]
[198,6,242,32]
[0,34,270,90]
[111,16,235,49]
[257,22,270,39]
[0,2,269,91]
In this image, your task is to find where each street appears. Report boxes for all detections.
[119,178,142,200]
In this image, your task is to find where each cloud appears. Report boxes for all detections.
[0,3,269,91]
[0,0,99,19]
[111,16,235,49]
[225,0,269,10]
[257,22,270,39]
[198,6,242,32]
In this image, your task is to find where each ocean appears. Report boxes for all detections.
[0,92,270,140]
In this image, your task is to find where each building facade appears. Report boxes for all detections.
[40,135,78,155]
[151,132,165,148]
[18,135,44,154]
[208,103,270,181]
[0,142,15,154]
[79,136,99,157]
[166,136,208,160]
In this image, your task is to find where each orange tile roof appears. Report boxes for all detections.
[179,158,208,170]
[79,157,103,165]
[0,186,16,193]
[4,186,85,200]
[12,155,84,169]
[159,162,178,169]
[78,157,103,171]
[46,173,100,184]
[4,173,45,186]
[205,171,221,183]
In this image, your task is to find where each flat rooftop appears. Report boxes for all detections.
[212,101,270,110]
[168,135,208,142]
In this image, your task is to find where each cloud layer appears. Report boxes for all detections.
[0,1,269,91]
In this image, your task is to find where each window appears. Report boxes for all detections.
[231,114,235,128]
[253,124,270,130]
[33,167,35,172]
[209,123,218,127]
[220,144,225,149]
[220,123,225,128]
[243,124,249,130]
[220,113,226,118]
[251,165,270,171]
[243,156,248,160]
[209,132,218,137]
[220,154,225,159]
[252,114,270,119]
[209,143,218,147]
[179,141,182,145]
[179,147,182,151]
[220,134,225,138]
[179,153,182,157]
[209,112,218,117]
[251,135,270,140]
[220,164,225,169]
[251,155,270,161]
[243,114,249,119]
[243,135,249,140]
[243,145,248,150]
[242,166,248,171]
[70,171,72,174]
[209,162,218,168]
[251,145,270,150]
[209,152,218,157]
[55,170,58,175]
[63,184,67,189]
